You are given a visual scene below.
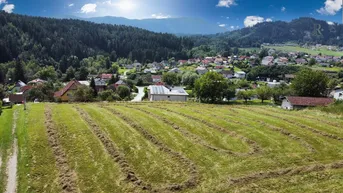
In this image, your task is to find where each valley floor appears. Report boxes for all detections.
[1,102,343,192]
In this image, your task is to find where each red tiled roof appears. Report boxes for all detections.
[54,80,81,97]
[152,75,162,79]
[287,96,334,107]
[20,85,32,93]
[100,74,113,79]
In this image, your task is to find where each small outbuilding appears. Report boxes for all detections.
[281,96,334,110]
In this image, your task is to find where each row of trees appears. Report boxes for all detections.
[193,69,331,104]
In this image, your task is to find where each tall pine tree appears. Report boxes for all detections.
[90,77,97,97]
[14,59,26,82]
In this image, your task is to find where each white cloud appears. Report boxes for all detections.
[226,17,230,19]
[81,3,97,13]
[317,0,342,15]
[219,24,226,27]
[327,21,335,25]
[266,18,273,22]
[216,0,236,8]
[2,4,14,13]
[69,3,74,7]
[0,0,7,5]
[151,13,170,19]
[244,16,265,27]
[281,6,286,12]
[230,26,235,29]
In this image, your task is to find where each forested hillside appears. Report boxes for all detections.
[191,18,343,51]
[0,11,193,70]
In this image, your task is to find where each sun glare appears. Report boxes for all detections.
[117,0,136,11]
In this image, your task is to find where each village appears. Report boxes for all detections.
[1,47,343,112]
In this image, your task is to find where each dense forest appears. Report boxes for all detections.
[0,11,195,83]
[191,18,343,52]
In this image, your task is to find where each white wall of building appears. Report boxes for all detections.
[281,99,293,110]
[334,90,343,100]
[150,95,187,102]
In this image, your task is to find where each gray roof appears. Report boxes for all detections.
[149,86,188,96]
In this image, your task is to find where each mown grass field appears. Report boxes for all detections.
[1,102,343,192]
[265,45,343,57]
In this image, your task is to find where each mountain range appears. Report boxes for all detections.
[67,16,227,35]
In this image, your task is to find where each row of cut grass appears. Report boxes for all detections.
[80,104,190,187]
[16,104,61,193]
[51,104,133,193]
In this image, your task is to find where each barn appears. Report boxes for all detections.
[148,86,188,102]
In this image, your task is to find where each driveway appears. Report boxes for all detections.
[131,86,145,102]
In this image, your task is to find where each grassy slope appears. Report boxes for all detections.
[0,107,13,193]
[2,102,343,192]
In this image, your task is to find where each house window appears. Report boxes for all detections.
[168,96,170,98]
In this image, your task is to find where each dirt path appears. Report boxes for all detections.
[45,106,78,193]
[5,110,18,193]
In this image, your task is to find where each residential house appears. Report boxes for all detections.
[196,66,208,75]
[169,68,180,73]
[151,75,162,83]
[295,58,307,65]
[214,58,223,65]
[125,64,134,69]
[234,71,246,79]
[148,85,188,102]
[144,69,157,74]
[11,80,26,93]
[27,79,47,86]
[9,85,32,104]
[281,96,334,110]
[79,81,90,86]
[54,80,81,102]
[274,57,289,65]
[262,56,274,66]
[133,62,142,71]
[95,78,107,92]
[114,80,128,89]
[178,60,188,65]
[333,89,343,100]
[98,74,113,81]
[221,70,234,79]
[267,80,281,88]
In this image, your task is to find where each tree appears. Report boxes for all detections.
[64,66,75,82]
[194,72,228,103]
[271,83,292,104]
[259,48,269,59]
[108,75,117,85]
[237,90,255,103]
[292,69,329,97]
[77,66,89,80]
[308,58,316,66]
[338,70,343,79]
[73,85,94,102]
[182,72,199,89]
[34,66,57,81]
[0,101,2,115]
[0,84,5,100]
[223,85,236,101]
[90,77,97,97]
[27,82,55,102]
[256,86,273,103]
[162,72,178,86]
[14,59,26,82]
[117,86,131,100]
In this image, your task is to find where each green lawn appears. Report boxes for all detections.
[2,102,343,192]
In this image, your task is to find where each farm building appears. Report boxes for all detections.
[148,85,188,102]
[333,89,343,100]
[282,96,334,110]
[54,80,81,102]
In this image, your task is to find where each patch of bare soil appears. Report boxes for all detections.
[99,105,199,192]
[5,110,18,193]
[152,106,261,156]
[45,106,78,193]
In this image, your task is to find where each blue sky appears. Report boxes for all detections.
[2,0,343,30]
